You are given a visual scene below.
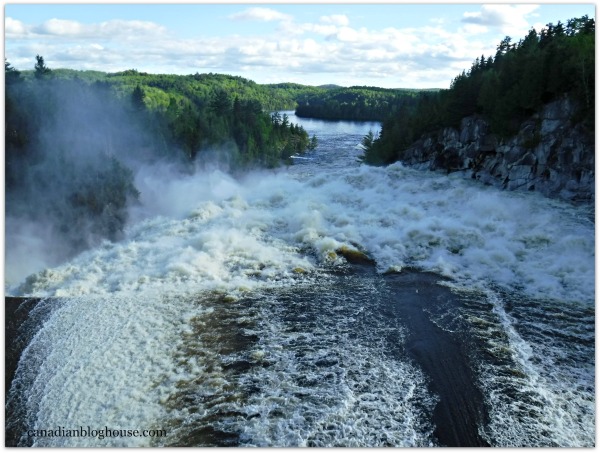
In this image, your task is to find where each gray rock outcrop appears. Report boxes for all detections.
[399,97,594,203]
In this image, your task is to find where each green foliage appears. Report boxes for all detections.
[49,68,109,82]
[6,55,316,258]
[360,130,375,153]
[295,86,428,121]
[62,155,140,247]
[363,15,595,165]
[358,130,379,164]
[34,54,51,79]
[79,70,316,167]
[131,84,146,111]
[6,60,144,253]
[308,134,318,151]
[5,59,21,83]
[263,82,326,110]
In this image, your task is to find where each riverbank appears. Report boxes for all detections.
[399,98,594,204]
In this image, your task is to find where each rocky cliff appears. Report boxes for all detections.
[399,98,594,203]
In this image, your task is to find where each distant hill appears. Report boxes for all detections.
[295,86,431,121]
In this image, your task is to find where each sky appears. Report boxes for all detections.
[4,2,596,88]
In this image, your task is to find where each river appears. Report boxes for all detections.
[5,112,595,447]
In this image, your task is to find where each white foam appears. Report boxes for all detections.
[475,290,595,447]
[10,293,194,446]
[11,160,593,305]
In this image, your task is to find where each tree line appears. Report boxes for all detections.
[362,15,595,165]
[295,86,432,121]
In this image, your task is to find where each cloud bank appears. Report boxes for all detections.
[5,5,544,88]
[229,7,293,22]
[462,4,539,37]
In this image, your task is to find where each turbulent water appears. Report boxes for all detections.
[5,113,595,447]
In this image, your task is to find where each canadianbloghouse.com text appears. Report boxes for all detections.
[26,426,167,440]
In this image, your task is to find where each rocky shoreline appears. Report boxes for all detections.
[399,97,594,203]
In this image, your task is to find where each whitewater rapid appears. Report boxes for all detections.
[6,115,595,447]
[13,161,593,304]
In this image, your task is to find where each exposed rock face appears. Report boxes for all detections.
[400,98,594,203]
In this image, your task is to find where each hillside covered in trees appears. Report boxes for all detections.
[5,57,315,262]
[295,86,435,121]
[362,16,595,166]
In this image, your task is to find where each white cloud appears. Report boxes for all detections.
[283,20,336,37]
[5,17,30,37]
[4,10,515,88]
[96,19,168,37]
[462,4,539,36]
[33,18,85,35]
[229,7,293,22]
[8,17,168,40]
[320,14,350,27]
[335,26,360,42]
[55,43,110,62]
[459,23,489,35]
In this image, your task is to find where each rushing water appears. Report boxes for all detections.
[5,112,595,447]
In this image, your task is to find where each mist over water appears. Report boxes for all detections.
[6,113,594,447]
[5,79,162,289]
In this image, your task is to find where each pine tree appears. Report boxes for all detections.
[34,55,51,79]
[131,84,146,111]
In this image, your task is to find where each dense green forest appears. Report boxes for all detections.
[12,66,314,165]
[5,57,314,257]
[362,16,595,165]
[295,86,435,121]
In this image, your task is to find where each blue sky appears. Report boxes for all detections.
[4,3,596,88]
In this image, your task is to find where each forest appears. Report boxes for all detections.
[361,16,595,165]
[295,86,434,121]
[5,57,315,260]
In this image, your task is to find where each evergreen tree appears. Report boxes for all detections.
[34,54,51,79]
[131,84,146,111]
[5,59,21,84]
